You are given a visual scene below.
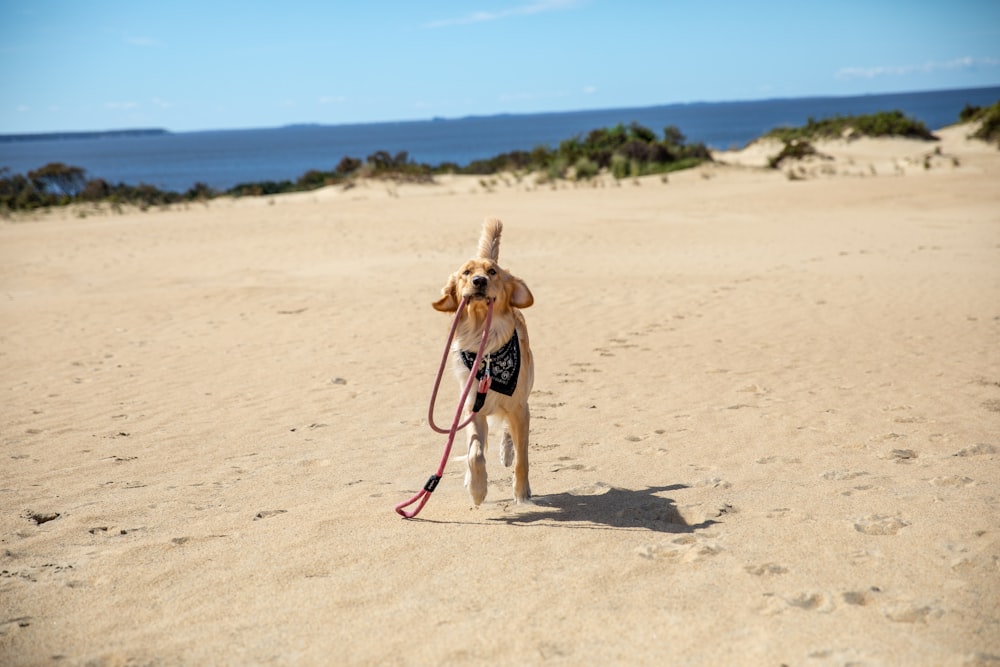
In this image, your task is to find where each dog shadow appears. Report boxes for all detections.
[491,484,718,533]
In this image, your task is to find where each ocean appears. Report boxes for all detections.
[2,86,998,193]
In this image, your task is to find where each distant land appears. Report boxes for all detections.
[0,128,170,143]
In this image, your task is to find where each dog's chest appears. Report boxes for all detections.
[459,331,520,396]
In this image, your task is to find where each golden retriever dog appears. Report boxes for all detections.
[432,218,534,506]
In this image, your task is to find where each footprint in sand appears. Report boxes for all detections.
[744,563,788,576]
[929,475,975,487]
[842,588,880,606]
[882,448,918,463]
[953,443,996,457]
[785,591,836,612]
[854,514,910,535]
[881,600,943,624]
[820,470,869,481]
[23,511,60,525]
[758,591,835,615]
[635,535,721,562]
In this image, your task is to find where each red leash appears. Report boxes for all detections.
[395,297,494,519]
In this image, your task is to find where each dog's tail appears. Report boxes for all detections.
[478,217,502,261]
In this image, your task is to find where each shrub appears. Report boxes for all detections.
[965,100,1000,147]
[610,154,629,180]
[184,182,216,200]
[573,157,599,180]
[768,140,821,168]
[28,162,87,197]
[617,140,653,163]
[764,110,937,142]
[79,178,111,201]
[959,104,982,123]
[334,156,362,177]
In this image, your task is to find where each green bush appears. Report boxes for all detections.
[768,140,821,169]
[962,100,1000,146]
[765,110,937,142]
[573,157,599,180]
[610,154,629,180]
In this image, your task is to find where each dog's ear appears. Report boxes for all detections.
[432,274,460,312]
[509,276,533,309]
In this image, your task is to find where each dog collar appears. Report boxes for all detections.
[459,330,520,397]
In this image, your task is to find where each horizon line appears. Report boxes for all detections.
[4,83,998,138]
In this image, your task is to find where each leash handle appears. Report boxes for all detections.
[396,298,494,519]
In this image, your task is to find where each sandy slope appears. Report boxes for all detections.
[1,126,998,666]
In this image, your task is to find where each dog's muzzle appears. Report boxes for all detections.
[466,275,489,300]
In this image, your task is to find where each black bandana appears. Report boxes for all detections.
[460,330,520,396]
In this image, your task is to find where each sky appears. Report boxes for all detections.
[2,0,999,134]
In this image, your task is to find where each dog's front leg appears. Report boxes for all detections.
[464,413,489,506]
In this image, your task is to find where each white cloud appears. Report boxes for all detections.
[582,85,597,95]
[16,104,30,113]
[423,0,581,28]
[836,56,1000,80]
[319,95,347,105]
[105,101,139,110]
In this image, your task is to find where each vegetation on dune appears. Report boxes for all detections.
[764,110,938,143]
[761,110,938,171]
[959,100,1000,147]
[448,122,710,179]
[1,121,712,213]
[767,139,828,169]
[0,164,217,212]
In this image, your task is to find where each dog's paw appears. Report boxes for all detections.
[513,480,532,504]
[500,431,514,467]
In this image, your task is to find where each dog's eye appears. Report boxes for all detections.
[488,268,496,276]
[462,270,471,276]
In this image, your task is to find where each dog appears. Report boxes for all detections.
[432,217,534,506]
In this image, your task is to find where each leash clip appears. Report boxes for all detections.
[472,355,491,412]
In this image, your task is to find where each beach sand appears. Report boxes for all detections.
[2,125,998,666]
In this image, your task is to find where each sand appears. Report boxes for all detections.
[2,125,998,666]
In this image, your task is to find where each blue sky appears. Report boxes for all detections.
[2,0,999,133]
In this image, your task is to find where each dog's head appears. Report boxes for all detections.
[432,217,533,314]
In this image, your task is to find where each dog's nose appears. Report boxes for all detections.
[472,275,488,289]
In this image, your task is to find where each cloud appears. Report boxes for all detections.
[319,95,347,105]
[836,56,1000,80]
[105,101,139,110]
[423,0,581,28]
[582,85,597,95]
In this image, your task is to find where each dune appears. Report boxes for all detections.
[1,125,998,666]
